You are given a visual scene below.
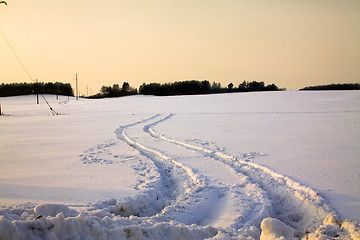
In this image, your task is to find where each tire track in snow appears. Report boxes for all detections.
[116,114,279,238]
[145,113,336,238]
[142,115,274,231]
[114,115,228,226]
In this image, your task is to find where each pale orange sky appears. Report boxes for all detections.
[1,0,359,94]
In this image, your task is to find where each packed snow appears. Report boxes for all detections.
[0,91,359,239]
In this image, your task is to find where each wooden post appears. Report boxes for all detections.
[56,83,59,100]
[0,101,2,115]
[36,79,39,104]
[75,74,79,100]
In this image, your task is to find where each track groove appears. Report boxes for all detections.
[144,113,335,238]
[114,115,229,226]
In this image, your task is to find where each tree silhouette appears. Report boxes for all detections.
[0,82,73,97]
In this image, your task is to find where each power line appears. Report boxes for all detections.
[0,29,58,115]
[0,29,34,82]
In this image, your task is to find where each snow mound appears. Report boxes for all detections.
[260,218,294,240]
[34,204,74,218]
[303,214,360,240]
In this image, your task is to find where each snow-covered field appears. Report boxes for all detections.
[0,91,359,239]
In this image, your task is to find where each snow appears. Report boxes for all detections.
[0,91,359,239]
[34,204,73,218]
[260,218,294,240]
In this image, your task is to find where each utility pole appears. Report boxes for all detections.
[75,73,78,100]
[56,82,59,100]
[36,79,39,104]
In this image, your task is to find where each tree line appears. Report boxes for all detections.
[138,80,282,96]
[0,82,74,97]
[300,83,360,91]
[0,80,278,98]
[5,81,358,99]
[88,80,282,98]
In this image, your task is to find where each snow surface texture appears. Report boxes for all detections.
[0,91,359,239]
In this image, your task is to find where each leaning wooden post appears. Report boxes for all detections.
[0,101,2,115]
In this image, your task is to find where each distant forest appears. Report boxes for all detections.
[87,80,282,98]
[0,82,74,97]
[8,81,359,99]
[138,80,282,96]
[300,83,360,91]
[1,80,282,98]
[88,82,138,98]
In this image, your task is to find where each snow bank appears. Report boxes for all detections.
[0,213,218,240]
[1,208,360,240]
